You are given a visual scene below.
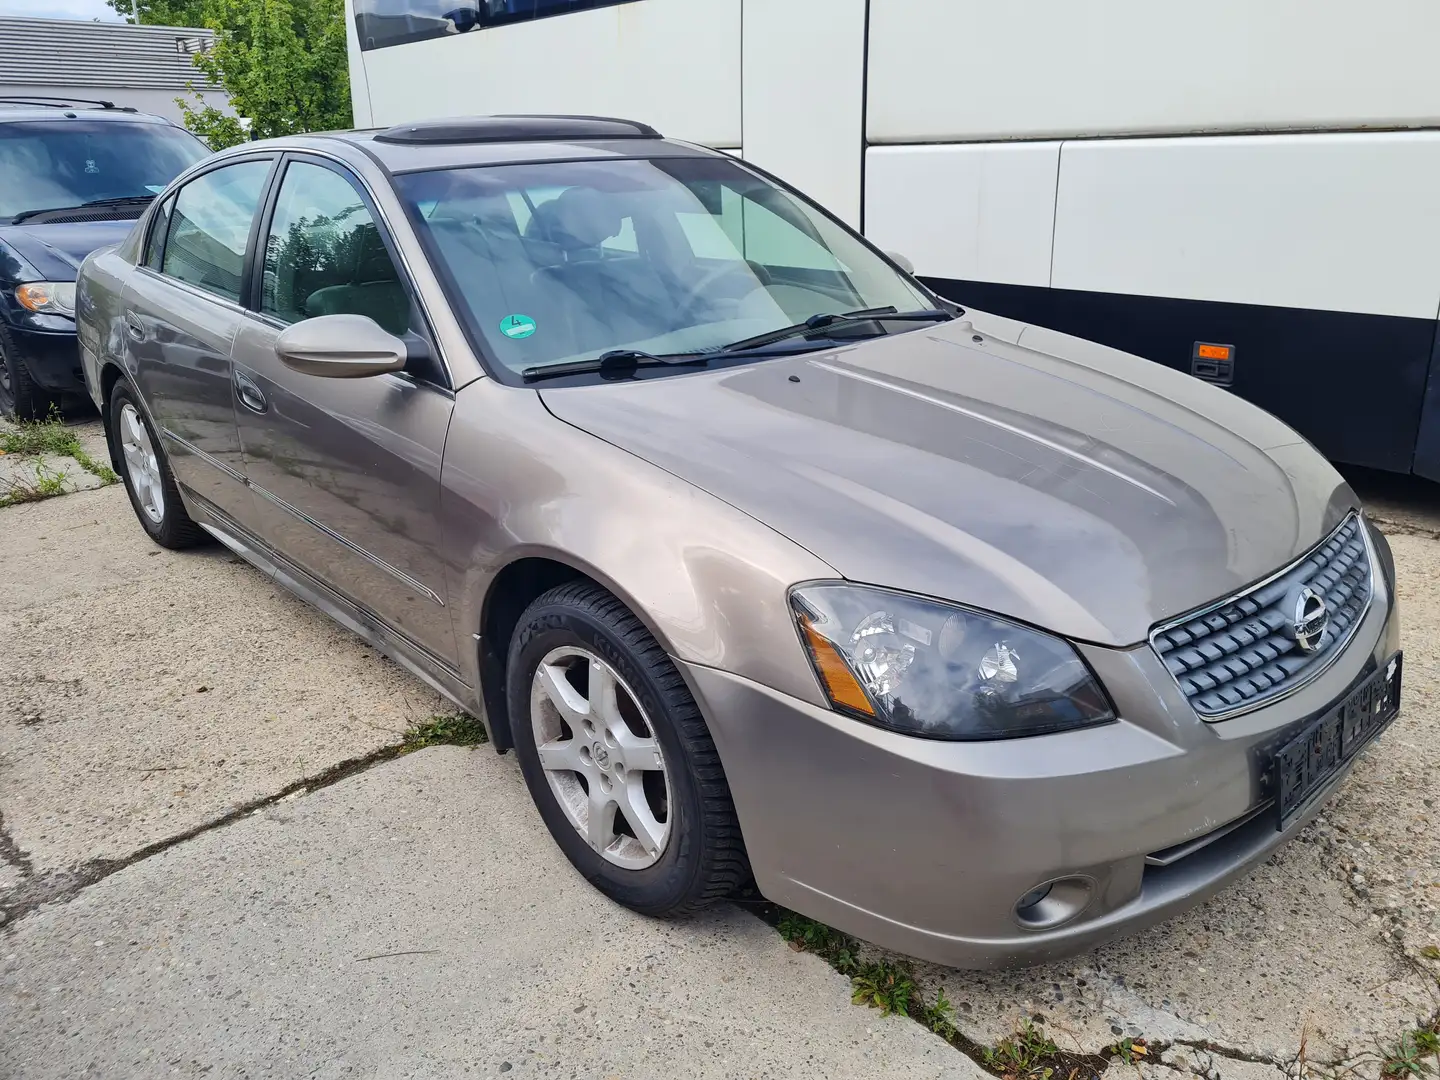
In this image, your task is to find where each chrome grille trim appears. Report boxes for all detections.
[1150,512,1375,721]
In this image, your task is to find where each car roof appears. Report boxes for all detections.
[238,115,722,174]
[0,99,177,125]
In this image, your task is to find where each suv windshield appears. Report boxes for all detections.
[396,155,934,375]
[0,120,209,221]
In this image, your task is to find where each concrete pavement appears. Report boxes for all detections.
[1,747,976,1079]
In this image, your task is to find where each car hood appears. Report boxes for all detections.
[539,312,1355,646]
[0,220,134,282]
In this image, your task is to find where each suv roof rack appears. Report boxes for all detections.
[0,96,137,112]
[372,114,661,146]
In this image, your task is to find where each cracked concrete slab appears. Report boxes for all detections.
[0,747,980,1080]
[0,418,112,503]
[0,485,448,879]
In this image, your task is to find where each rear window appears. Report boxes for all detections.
[0,120,209,222]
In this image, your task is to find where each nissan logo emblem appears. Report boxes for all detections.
[1290,585,1330,653]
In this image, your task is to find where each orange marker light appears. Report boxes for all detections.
[1196,344,1231,360]
[799,615,876,717]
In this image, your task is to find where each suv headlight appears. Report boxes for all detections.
[15,282,77,316]
[792,583,1116,740]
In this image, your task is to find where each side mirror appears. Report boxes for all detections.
[885,250,916,275]
[274,314,408,379]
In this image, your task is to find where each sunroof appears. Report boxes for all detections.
[372,115,662,146]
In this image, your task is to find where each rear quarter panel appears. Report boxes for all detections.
[76,245,134,412]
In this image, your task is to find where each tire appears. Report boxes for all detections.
[0,323,58,420]
[109,378,206,549]
[507,580,749,916]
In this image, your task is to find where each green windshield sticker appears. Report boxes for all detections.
[500,313,537,340]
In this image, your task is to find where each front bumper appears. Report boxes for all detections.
[682,538,1401,969]
[3,319,83,393]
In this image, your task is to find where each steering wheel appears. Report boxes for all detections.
[676,260,771,314]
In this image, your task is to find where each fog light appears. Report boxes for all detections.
[1012,876,1095,930]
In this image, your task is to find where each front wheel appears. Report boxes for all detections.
[109,379,205,549]
[507,580,749,915]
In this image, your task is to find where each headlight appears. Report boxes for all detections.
[792,583,1116,740]
[15,282,77,316]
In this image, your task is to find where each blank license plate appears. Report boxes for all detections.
[1274,652,1402,826]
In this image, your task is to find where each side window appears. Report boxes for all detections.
[161,161,271,303]
[261,160,411,338]
[144,195,175,271]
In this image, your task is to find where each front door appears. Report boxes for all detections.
[231,156,458,669]
[121,157,274,523]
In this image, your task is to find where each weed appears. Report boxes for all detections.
[1381,1019,1440,1078]
[0,410,117,493]
[401,713,488,752]
[0,460,68,507]
[985,1020,1064,1079]
[775,913,859,974]
[1421,945,1440,961]
[922,986,959,1039]
[850,958,915,1017]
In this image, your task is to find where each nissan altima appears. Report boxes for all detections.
[75,116,1402,969]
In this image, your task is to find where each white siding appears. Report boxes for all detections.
[360,0,741,147]
[343,0,374,128]
[740,0,865,226]
[864,142,1058,287]
[867,0,1440,143]
[1050,132,1440,320]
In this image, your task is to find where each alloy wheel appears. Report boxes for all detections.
[529,645,672,869]
[119,402,165,523]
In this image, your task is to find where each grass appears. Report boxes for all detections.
[0,459,68,507]
[769,910,1108,1080]
[0,410,118,508]
[1381,1019,1440,1078]
[400,713,489,753]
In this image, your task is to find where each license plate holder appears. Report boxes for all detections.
[1273,652,1402,827]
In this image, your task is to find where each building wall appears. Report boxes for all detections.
[0,16,232,124]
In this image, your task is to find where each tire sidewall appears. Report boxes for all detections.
[508,602,705,909]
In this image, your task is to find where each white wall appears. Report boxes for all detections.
[360,0,741,147]
[864,143,1058,286]
[867,0,1440,143]
[740,0,865,226]
[1050,132,1440,320]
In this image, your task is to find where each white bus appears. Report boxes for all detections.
[345,0,1440,479]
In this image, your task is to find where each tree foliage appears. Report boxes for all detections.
[109,0,352,151]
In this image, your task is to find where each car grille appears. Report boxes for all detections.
[1151,513,1374,718]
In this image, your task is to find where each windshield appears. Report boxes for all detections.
[396,155,933,374]
[0,120,209,220]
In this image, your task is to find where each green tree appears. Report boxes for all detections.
[171,0,353,151]
[106,0,214,26]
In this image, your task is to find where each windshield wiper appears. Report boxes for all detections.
[521,349,709,383]
[10,194,156,225]
[716,307,956,355]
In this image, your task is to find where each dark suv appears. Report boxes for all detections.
[0,98,208,417]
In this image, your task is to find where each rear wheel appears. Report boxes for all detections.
[507,580,748,915]
[109,379,205,549]
[0,324,56,420]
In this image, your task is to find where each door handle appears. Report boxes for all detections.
[233,369,268,414]
[123,312,145,341]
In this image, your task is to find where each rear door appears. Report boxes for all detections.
[230,154,458,668]
[120,155,276,524]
